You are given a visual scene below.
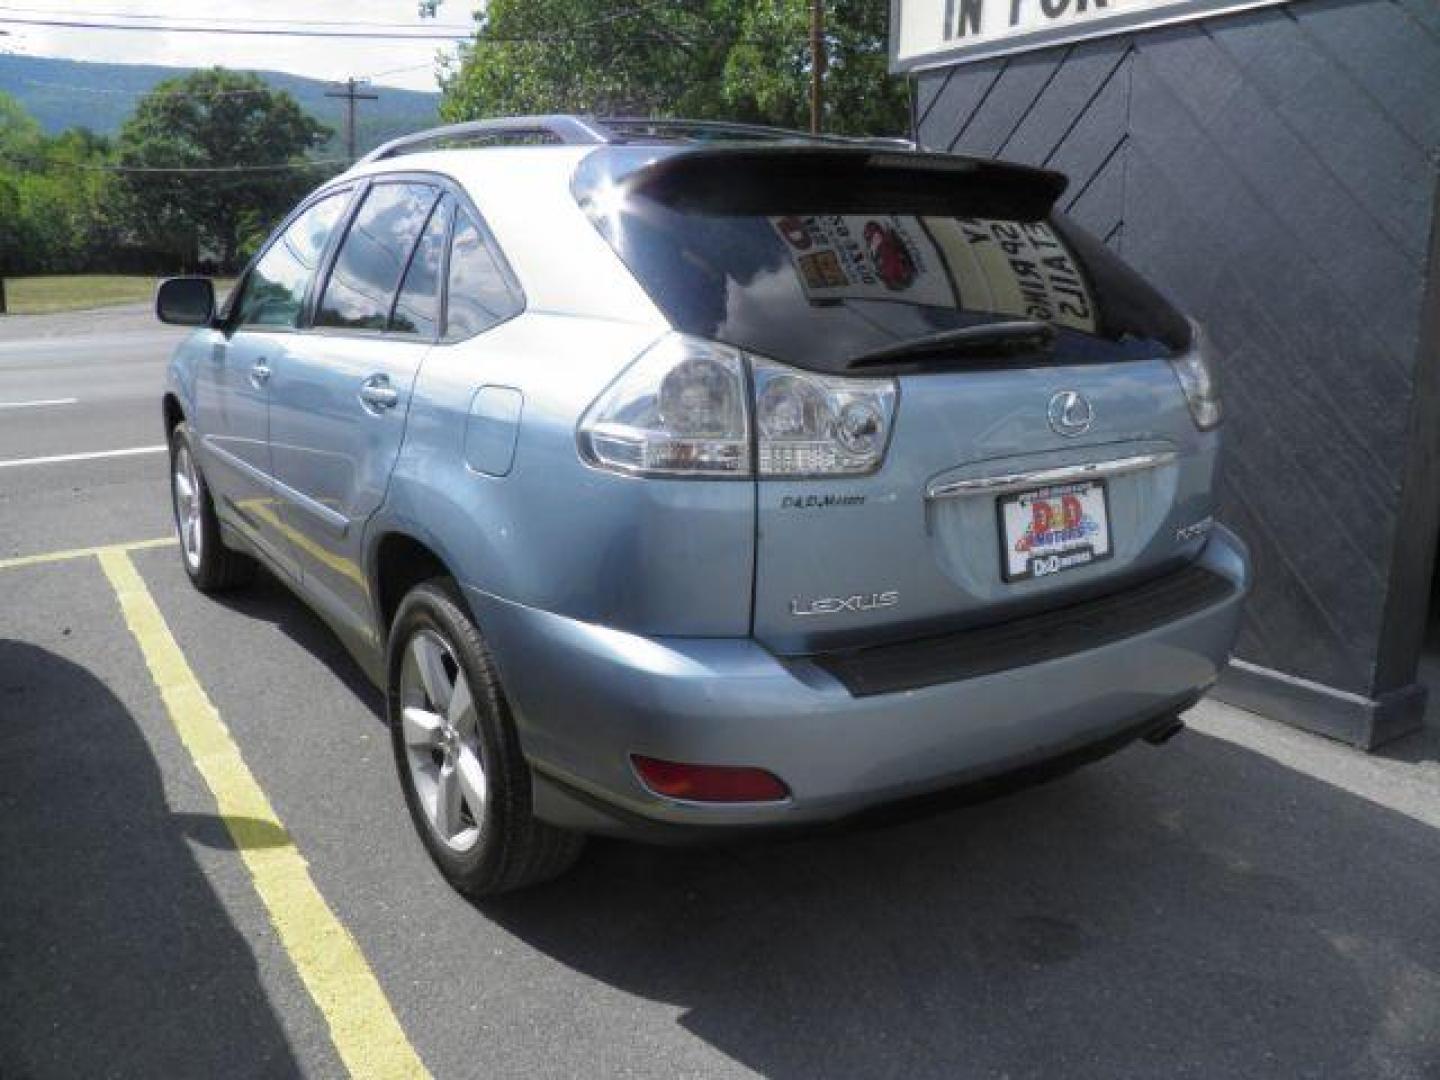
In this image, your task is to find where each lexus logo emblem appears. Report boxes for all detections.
[1048,390,1093,437]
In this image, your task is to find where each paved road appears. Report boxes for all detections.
[2,306,1439,1078]
[0,305,180,557]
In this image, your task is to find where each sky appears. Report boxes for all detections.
[0,1,475,91]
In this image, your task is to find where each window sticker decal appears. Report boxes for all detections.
[928,217,1097,333]
[770,214,959,307]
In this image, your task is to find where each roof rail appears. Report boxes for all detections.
[357,114,918,165]
[358,115,612,163]
[592,116,849,145]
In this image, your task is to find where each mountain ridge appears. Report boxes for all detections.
[0,54,441,154]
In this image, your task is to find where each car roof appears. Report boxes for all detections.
[325,117,1053,327]
[354,115,914,164]
[328,116,908,326]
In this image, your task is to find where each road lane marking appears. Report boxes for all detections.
[0,397,78,409]
[1188,699,1440,832]
[0,444,165,469]
[0,535,175,571]
[97,548,430,1080]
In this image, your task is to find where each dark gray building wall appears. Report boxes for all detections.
[916,0,1440,746]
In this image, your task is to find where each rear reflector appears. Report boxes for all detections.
[631,755,790,803]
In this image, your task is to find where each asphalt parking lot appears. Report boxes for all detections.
[3,306,1440,1079]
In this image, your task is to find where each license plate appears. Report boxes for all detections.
[998,480,1112,582]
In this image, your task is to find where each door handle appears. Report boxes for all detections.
[249,359,271,388]
[358,374,400,412]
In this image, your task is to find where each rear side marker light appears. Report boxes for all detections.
[1169,319,1222,431]
[631,755,790,803]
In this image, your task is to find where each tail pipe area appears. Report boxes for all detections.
[1143,715,1187,745]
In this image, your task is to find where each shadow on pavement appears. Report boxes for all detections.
[174,812,293,852]
[208,567,382,716]
[0,640,303,1078]
[1396,639,1440,766]
[479,732,1440,1078]
[168,558,1440,1076]
[1379,724,1440,767]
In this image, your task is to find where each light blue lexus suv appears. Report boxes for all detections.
[157,116,1249,896]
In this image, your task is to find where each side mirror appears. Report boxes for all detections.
[156,276,216,327]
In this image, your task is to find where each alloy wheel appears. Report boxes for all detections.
[398,628,487,853]
[172,442,203,572]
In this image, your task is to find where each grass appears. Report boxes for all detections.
[1,274,235,316]
[2,275,157,315]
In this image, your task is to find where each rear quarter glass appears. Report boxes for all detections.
[572,146,1189,373]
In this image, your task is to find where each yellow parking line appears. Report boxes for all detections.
[0,535,175,572]
[97,548,429,1080]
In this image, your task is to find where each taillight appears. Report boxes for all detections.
[631,755,790,803]
[1169,320,1222,431]
[578,332,897,479]
[753,357,895,477]
[578,334,751,477]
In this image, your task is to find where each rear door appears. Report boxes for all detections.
[578,148,1217,654]
[750,214,1213,653]
[267,179,445,639]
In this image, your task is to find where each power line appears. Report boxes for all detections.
[355,62,438,81]
[0,16,711,45]
[3,70,440,98]
[0,5,475,31]
[0,15,473,39]
[0,152,344,173]
[108,159,344,174]
[0,1,719,45]
[6,74,297,97]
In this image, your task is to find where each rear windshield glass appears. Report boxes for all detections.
[574,150,1189,373]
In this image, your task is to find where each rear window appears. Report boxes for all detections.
[574,148,1189,373]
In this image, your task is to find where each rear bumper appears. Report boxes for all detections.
[465,524,1249,839]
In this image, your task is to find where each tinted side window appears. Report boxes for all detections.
[235,191,348,329]
[390,195,452,339]
[316,182,439,332]
[444,207,517,342]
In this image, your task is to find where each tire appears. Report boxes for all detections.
[387,578,584,897]
[169,422,256,592]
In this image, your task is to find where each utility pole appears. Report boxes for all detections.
[809,0,826,135]
[2,32,14,313]
[325,77,380,164]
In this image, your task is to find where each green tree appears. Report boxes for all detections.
[0,95,145,293]
[437,0,908,137]
[22,127,123,274]
[114,69,332,270]
[0,94,50,305]
[0,170,20,311]
[723,0,906,135]
[439,0,737,121]
[0,91,44,162]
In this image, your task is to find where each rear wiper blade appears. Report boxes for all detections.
[846,320,1056,370]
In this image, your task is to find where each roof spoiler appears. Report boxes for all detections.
[617,147,1068,222]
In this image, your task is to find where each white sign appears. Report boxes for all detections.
[891,0,1293,72]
